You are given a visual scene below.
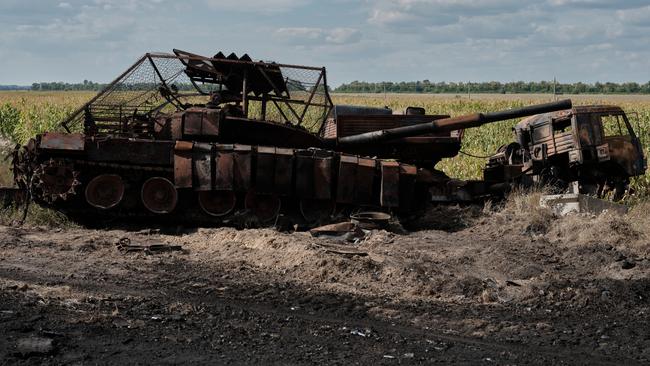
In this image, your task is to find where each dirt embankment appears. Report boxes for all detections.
[1,194,650,364]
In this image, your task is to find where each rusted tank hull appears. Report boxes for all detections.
[13,133,441,227]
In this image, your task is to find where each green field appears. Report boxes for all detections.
[2,91,650,201]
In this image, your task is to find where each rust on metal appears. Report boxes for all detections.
[399,164,417,211]
[174,141,193,188]
[34,159,80,202]
[245,191,281,222]
[295,151,315,199]
[215,148,235,191]
[350,211,391,230]
[380,160,400,207]
[485,104,646,200]
[336,155,358,204]
[85,174,125,209]
[355,158,375,204]
[141,177,178,214]
[256,146,276,194]
[313,152,333,200]
[274,148,294,196]
[233,145,252,191]
[198,190,236,217]
[193,143,212,191]
[40,133,85,151]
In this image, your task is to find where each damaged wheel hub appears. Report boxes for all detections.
[32,159,80,203]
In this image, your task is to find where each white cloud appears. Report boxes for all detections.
[366,0,540,33]
[325,28,361,44]
[368,9,419,26]
[549,0,649,9]
[617,6,650,26]
[204,0,309,13]
[275,27,361,45]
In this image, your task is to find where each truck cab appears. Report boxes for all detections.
[486,105,646,199]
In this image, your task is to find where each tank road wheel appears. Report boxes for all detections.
[198,190,237,217]
[141,177,177,214]
[85,174,125,209]
[299,199,335,224]
[245,191,281,223]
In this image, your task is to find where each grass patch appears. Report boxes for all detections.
[0,204,78,228]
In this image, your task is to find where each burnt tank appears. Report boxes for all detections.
[12,50,572,226]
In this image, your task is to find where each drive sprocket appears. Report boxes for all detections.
[31,159,80,203]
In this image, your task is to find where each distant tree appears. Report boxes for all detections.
[333,80,650,94]
[28,81,107,91]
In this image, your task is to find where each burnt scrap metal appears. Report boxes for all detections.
[11,49,579,228]
[115,237,184,254]
[484,105,646,200]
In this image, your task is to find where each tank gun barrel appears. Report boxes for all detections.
[336,99,572,146]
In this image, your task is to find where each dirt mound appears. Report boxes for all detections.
[2,192,650,362]
[146,191,647,313]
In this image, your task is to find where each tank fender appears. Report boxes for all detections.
[40,132,85,152]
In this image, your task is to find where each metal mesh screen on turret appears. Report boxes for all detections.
[63,56,200,136]
[244,66,331,133]
[61,52,333,136]
[280,66,329,132]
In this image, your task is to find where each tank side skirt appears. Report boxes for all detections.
[31,142,432,225]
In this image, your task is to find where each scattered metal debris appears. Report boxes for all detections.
[313,242,368,257]
[350,211,391,230]
[115,237,184,254]
[350,329,369,337]
[309,221,367,241]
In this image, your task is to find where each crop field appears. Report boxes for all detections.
[2,91,650,200]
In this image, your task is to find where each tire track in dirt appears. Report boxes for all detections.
[0,261,634,365]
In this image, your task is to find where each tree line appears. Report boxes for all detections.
[0,85,31,90]
[3,79,650,94]
[30,80,107,91]
[27,81,195,91]
[334,80,650,94]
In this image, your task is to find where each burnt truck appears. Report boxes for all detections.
[11,49,572,227]
[484,105,646,199]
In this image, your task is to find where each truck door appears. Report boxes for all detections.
[602,113,645,176]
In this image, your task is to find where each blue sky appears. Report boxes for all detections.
[1,0,649,85]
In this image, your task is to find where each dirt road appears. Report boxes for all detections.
[1,200,649,364]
